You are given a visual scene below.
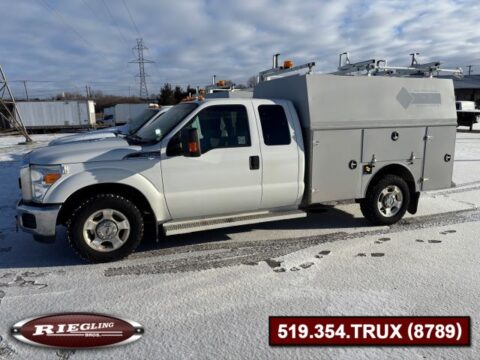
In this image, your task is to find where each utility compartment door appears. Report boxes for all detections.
[422,126,456,191]
[310,130,362,202]
[362,127,426,162]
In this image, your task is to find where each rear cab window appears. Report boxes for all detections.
[258,105,291,146]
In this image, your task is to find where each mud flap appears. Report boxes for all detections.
[408,192,420,214]
[33,234,56,244]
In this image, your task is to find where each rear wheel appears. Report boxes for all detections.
[360,175,410,225]
[67,194,144,262]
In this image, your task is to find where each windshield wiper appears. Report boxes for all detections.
[125,134,149,144]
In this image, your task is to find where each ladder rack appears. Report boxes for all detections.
[332,52,463,78]
[258,54,315,82]
[257,52,463,83]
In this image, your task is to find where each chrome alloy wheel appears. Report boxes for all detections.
[82,209,130,252]
[377,185,403,218]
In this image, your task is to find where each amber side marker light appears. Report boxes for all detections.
[188,142,199,153]
[44,173,62,184]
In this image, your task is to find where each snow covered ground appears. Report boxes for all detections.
[0,129,479,359]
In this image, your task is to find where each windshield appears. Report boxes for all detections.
[127,109,159,135]
[134,103,199,142]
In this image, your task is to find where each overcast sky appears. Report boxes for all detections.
[1,0,480,98]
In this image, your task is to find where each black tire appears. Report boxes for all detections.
[67,193,144,263]
[360,174,410,226]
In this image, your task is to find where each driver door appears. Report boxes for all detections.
[160,103,262,219]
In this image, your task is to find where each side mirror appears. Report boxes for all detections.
[166,133,182,157]
[181,128,201,157]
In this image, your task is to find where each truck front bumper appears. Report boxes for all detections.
[16,200,61,240]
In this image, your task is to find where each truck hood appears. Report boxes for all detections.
[28,137,142,165]
[49,125,129,145]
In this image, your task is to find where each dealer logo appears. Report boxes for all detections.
[11,313,144,349]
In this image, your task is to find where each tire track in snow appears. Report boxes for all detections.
[105,208,480,276]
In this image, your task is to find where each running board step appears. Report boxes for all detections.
[163,210,307,236]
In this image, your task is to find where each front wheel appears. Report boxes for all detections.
[360,175,410,225]
[67,194,144,263]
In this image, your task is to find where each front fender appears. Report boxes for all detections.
[43,167,171,222]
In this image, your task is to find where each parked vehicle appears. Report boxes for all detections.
[103,103,152,125]
[49,106,172,145]
[16,57,458,263]
[14,100,96,130]
[456,101,479,131]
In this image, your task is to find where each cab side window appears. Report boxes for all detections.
[185,105,251,153]
[258,105,291,146]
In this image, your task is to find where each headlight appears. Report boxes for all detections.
[30,165,65,202]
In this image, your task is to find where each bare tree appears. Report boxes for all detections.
[247,75,258,88]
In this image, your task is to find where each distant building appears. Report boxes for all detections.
[440,75,480,105]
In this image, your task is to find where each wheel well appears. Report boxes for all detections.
[57,183,155,226]
[365,164,417,200]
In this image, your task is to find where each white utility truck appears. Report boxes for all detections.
[16,55,459,262]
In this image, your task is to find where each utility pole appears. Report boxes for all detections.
[467,65,473,76]
[85,85,90,98]
[129,38,154,99]
[0,65,32,143]
[22,80,29,101]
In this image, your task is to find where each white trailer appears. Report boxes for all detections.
[15,100,96,129]
[110,103,150,125]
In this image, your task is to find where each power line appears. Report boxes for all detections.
[100,0,130,46]
[80,0,106,24]
[122,0,142,38]
[36,0,94,47]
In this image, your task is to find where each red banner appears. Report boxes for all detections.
[269,316,470,346]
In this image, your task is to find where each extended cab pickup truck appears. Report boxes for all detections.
[16,72,457,262]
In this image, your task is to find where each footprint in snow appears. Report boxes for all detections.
[0,335,16,358]
[299,262,314,269]
[356,253,384,257]
[315,250,331,259]
[264,259,283,269]
[290,262,315,271]
[375,237,391,244]
[56,349,76,360]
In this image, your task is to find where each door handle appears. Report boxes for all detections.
[249,156,260,170]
